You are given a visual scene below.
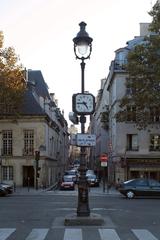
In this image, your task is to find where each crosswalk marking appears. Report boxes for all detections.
[99,229,120,240]
[25,228,49,240]
[0,227,159,240]
[0,228,16,240]
[132,229,158,240]
[64,228,82,240]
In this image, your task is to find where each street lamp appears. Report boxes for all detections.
[73,22,93,217]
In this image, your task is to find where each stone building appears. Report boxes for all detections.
[90,23,160,184]
[0,70,69,188]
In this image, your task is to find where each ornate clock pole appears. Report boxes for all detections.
[72,22,94,217]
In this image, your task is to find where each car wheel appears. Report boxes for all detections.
[126,190,135,199]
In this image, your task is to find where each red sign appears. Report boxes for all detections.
[100,154,108,162]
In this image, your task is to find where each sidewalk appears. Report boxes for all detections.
[12,186,48,195]
[12,185,120,196]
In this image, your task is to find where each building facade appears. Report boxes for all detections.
[90,23,160,184]
[89,79,109,176]
[107,23,160,183]
[0,70,69,188]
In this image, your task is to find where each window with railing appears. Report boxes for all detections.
[2,130,12,156]
[2,166,13,180]
[150,135,160,151]
[126,134,139,151]
[114,60,127,70]
[23,130,34,155]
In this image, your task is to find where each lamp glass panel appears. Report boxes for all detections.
[77,41,88,56]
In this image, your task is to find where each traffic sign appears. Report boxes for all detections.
[101,162,108,167]
[100,154,108,162]
[76,133,96,146]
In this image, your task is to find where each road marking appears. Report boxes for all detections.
[0,228,16,240]
[132,229,158,240]
[25,228,49,240]
[64,228,82,240]
[99,229,120,240]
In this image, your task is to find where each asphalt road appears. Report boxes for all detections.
[0,188,160,240]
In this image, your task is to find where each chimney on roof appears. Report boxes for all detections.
[50,93,55,101]
[140,23,150,36]
[55,99,58,106]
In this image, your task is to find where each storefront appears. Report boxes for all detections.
[127,158,160,181]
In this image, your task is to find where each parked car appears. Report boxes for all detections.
[60,175,75,190]
[0,186,7,197]
[64,169,78,183]
[0,183,13,194]
[118,178,160,199]
[86,169,95,175]
[87,174,99,187]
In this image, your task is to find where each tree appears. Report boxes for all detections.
[0,31,26,118]
[116,1,160,129]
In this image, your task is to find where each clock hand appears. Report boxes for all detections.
[83,101,88,109]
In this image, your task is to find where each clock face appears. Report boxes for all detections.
[73,93,95,114]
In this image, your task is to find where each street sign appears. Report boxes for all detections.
[76,133,96,146]
[100,154,108,162]
[101,162,108,167]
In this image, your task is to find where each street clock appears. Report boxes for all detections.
[72,93,95,115]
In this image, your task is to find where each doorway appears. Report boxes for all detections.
[23,166,34,187]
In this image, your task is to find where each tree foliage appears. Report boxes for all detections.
[0,31,26,118]
[116,1,160,129]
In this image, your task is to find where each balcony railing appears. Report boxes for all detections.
[114,60,127,71]
[126,146,139,151]
[149,145,160,151]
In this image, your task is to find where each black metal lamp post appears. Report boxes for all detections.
[0,156,2,182]
[73,22,93,217]
[35,150,40,190]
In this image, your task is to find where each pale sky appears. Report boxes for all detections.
[0,0,157,125]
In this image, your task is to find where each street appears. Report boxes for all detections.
[0,187,160,240]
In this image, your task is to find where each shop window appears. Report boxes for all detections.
[126,134,139,151]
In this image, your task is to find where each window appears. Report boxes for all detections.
[23,130,34,155]
[150,135,160,151]
[126,106,136,122]
[150,107,160,122]
[2,166,13,181]
[135,179,148,187]
[2,130,12,156]
[127,134,139,151]
[149,179,160,187]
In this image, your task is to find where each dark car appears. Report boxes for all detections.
[0,186,7,196]
[118,178,160,199]
[0,183,13,194]
[60,175,75,190]
[87,174,99,187]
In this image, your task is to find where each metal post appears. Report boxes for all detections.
[103,168,105,193]
[80,59,85,93]
[77,59,90,217]
[35,151,40,190]
[0,157,2,183]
